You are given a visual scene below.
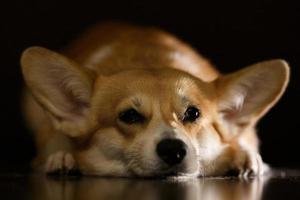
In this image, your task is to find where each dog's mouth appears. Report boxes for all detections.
[157,171,180,178]
[149,171,198,180]
[128,158,198,179]
[145,167,198,179]
[135,172,188,179]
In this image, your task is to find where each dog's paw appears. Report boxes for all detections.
[233,149,267,178]
[45,151,77,175]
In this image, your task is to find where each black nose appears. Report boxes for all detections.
[156,139,187,166]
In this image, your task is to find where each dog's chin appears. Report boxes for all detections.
[132,166,199,179]
[157,171,198,179]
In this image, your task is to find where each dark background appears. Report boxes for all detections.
[0,0,299,172]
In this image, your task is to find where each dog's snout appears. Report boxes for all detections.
[156,138,186,166]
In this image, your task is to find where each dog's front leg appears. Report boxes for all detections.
[232,144,269,178]
[34,132,78,175]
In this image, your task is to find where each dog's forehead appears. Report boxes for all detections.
[93,69,213,105]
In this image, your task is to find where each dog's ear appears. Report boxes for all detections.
[21,46,96,136]
[215,59,290,128]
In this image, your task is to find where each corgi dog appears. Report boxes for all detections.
[21,23,289,178]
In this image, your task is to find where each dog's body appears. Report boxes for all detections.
[21,23,289,177]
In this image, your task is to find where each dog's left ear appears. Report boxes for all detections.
[21,47,96,137]
[215,59,290,127]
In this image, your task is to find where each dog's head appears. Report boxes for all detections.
[21,47,289,177]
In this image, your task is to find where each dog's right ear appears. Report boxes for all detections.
[21,46,96,136]
[215,59,290,129]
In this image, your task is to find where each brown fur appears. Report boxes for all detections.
[21,23,289,177]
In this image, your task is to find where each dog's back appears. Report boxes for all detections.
[63,23,219,81]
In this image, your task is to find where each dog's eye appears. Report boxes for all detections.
[119,108,145,124]
[182,106,200,123]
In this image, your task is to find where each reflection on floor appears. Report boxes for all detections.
[0,169,300,200]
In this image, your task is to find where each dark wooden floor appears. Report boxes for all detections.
[0,169,299,200]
